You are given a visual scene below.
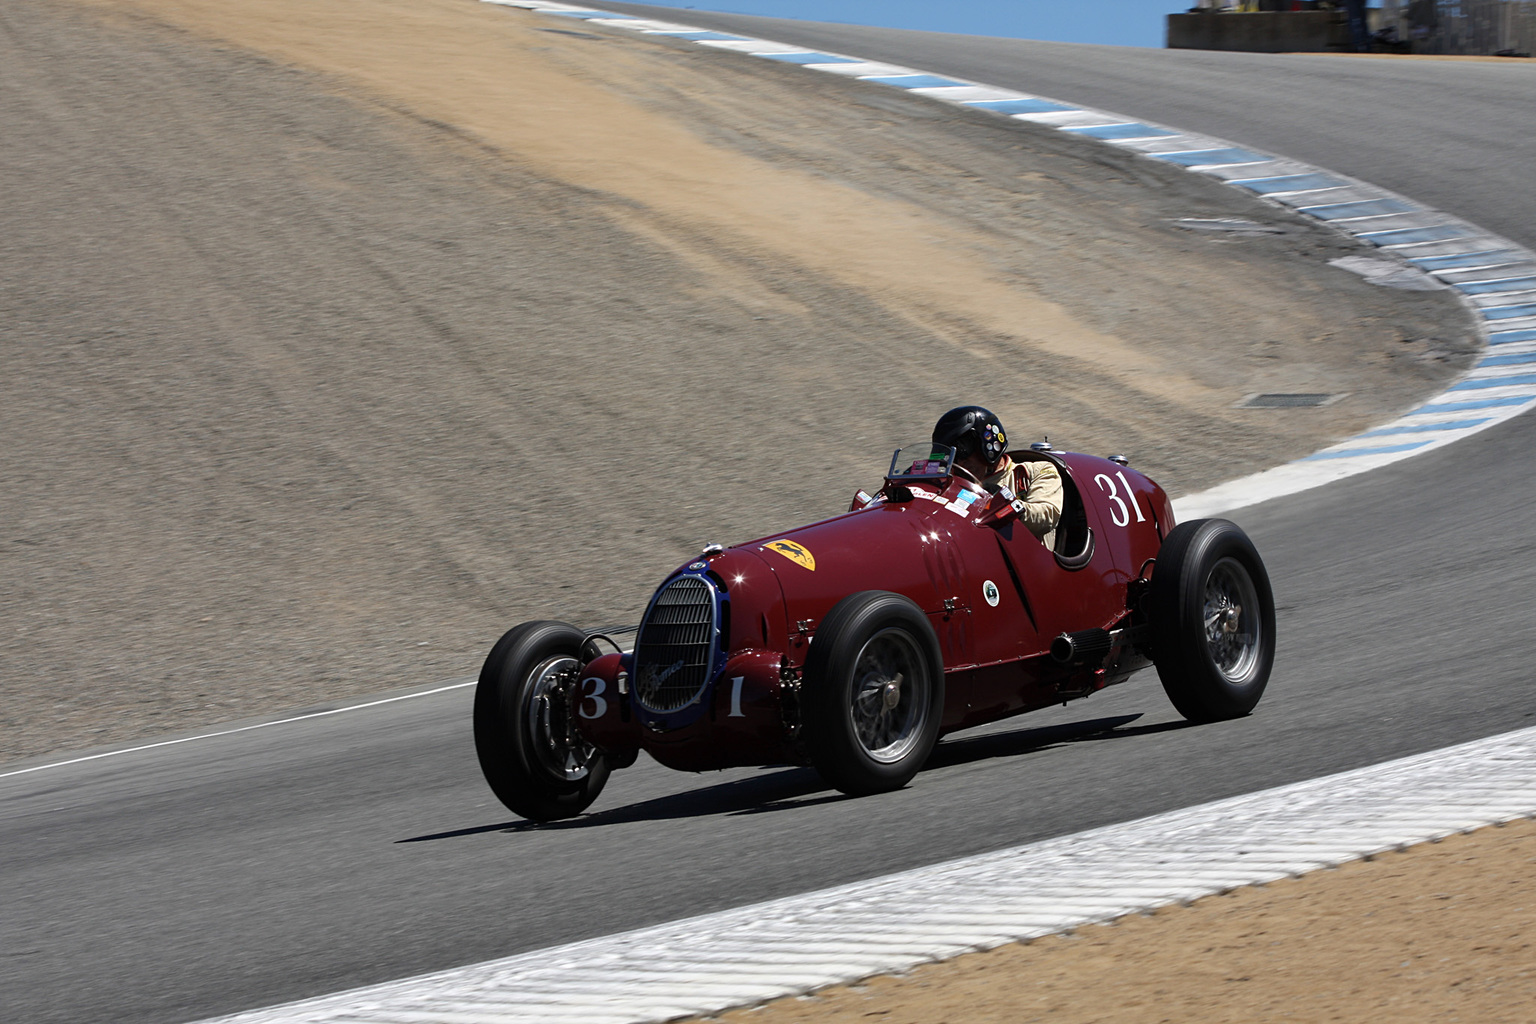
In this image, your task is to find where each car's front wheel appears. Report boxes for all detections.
[473,620,611,822]
[1148,518,1275,722]
[803,591,945,796]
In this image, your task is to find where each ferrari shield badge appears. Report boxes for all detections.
[764,539,815,571]
[982,580,1001,607]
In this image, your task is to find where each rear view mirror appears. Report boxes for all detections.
[849,489,877,512]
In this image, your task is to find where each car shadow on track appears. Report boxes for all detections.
[924,713,1148,770]
[396,713,1197,840]
[396,768,831,841]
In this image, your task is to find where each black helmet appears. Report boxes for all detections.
[932,406,1008,467]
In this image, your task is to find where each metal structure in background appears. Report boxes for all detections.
[1184,0,1535,55]
[1379,0,1536,55]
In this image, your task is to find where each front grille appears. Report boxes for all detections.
[633,575,718,713]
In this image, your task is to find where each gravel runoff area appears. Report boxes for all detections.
[1,0,1474,763]
[696,819,1536,1024]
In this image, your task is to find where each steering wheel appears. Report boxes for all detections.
[951,463,983,485]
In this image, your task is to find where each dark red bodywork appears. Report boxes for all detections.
[577,450,1175,772]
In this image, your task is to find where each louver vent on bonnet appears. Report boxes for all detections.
[633,575,717,713]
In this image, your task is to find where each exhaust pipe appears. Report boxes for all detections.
[1051,628,1114,665]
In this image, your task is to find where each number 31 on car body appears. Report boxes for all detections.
[1093,470,1146,528]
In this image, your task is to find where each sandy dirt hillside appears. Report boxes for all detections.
[0,0,1473,761]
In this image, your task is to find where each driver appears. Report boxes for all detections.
[933,405,1063,548]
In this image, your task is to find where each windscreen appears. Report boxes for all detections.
[887,443,955,482]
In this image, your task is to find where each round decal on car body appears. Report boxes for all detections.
[982,580,1001,607]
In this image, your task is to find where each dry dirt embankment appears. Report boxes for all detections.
[1,0,1473,761]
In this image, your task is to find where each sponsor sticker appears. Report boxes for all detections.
[982,580,1001,607]
[764,539,816,571]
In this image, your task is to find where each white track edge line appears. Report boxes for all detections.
[195,722,1536,1024]
[491,0,1536,525]
[0,681,475,781]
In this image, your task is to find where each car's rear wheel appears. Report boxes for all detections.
[1148,519,1275,722]
[474,620,610,822]
[803,591,944,796]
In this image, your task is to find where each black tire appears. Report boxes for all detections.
[1148,519,1276,722]
[473,620,611,822]
[802,591,945,796]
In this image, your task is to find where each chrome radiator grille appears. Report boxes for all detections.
[633,575,717,713]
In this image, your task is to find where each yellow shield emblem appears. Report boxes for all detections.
[764,539,815,571]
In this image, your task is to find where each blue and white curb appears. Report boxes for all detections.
[199,725,1536,1024]
[487,0,1536,521]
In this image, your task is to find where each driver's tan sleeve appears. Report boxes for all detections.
[1015,462,1064,541]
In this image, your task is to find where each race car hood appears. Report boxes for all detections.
[727,501,956,638]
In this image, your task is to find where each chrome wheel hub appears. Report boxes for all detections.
[524,655,596,782]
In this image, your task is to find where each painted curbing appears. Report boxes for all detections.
[197,724,1536,1024]
[488,0,1536,522]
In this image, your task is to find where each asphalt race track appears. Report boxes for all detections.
[4,12,1536,1024]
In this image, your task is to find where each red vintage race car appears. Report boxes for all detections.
[475,442,1275,822]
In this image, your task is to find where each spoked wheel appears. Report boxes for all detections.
[848,628,933,764]
[474,621,610,822]
[804,591,944,796]
[522,652,595,783]
[1202,557,1264,682]
[1149,519,1276,722]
